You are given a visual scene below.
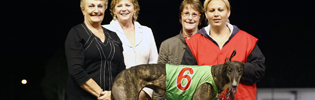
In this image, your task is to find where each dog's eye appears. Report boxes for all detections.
[229,69,231,72]
[238,68,241,72]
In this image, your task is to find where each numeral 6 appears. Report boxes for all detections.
[177,67,194,91]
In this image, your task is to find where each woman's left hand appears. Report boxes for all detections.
[98,91,111,100]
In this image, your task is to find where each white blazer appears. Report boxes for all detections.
[102,20,159,69]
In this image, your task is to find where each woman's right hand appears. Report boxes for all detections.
[98,91,111,100]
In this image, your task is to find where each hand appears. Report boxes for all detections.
[98,91,111,100]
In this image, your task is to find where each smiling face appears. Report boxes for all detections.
[113,0,136,23]
[205,0,230,27]
[81,0,106,25]
[180,5,201,32]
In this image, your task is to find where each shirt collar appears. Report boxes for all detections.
[205,22,234,38]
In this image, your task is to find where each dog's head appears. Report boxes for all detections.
[224,61,244,94]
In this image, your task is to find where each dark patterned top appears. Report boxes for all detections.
[65,23,125,100]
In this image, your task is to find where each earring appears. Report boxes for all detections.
[205,19,209,25]
[114,14,117,20]
[133,13,136,20]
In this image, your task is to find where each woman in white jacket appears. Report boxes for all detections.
[102,0,158,99]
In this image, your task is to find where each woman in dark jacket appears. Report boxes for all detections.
[65,0,125,99]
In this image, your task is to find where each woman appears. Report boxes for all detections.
[158,0,204,65]
[102,0,159,99]
[182,0,266,100]
[65,0,125,99]
[155,0,203,99]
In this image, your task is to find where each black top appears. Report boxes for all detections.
[65,23,126,100]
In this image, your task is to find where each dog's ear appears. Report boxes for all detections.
[231,60,244,68]
[223,61,230,72]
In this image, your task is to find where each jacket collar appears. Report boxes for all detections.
[109,20,144,47]
[178,30,186,44]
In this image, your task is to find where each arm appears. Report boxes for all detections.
[117,40,126,73]
[148,28,159,64]
[181,44,197,65]
[241,45,266,84]
[80,78,103,97]
[65,27,103,97]
[158,40,169,64]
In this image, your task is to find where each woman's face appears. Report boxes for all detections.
[181,5,201,32]
[82,0,106,24]
[205,0,230,27]
[114,0,136,22]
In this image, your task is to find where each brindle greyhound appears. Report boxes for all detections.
[111,51,244,100]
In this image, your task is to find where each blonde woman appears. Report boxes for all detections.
[182,0,266,99]
[65,0,125,100]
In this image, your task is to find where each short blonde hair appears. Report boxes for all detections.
[109,0,140,21]
[204,0,230,23]
[179,0,204,25]
[80,0,108,10]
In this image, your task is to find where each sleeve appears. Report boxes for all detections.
[65,27,90,86]
[147,28,159,64]
[117,39,126,73]
[181,44,197,65]
[241,45,266,84]
[157,40,169,64]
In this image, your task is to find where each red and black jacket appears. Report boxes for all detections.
[182,25,266,100]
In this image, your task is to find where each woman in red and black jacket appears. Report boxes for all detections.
[182,0,266,100]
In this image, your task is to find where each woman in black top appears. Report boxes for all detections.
[65,0,125,99]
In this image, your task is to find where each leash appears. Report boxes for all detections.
[225,50,237,62]
[217,88,231,100]
[220,50,237,100]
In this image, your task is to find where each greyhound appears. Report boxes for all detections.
[110,60,244,100]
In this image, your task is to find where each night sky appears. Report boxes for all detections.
[1,0,315,99]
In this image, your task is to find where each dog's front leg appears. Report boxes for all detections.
[193,83,215,100]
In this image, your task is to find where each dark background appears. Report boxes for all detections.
[1,0,314,99]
